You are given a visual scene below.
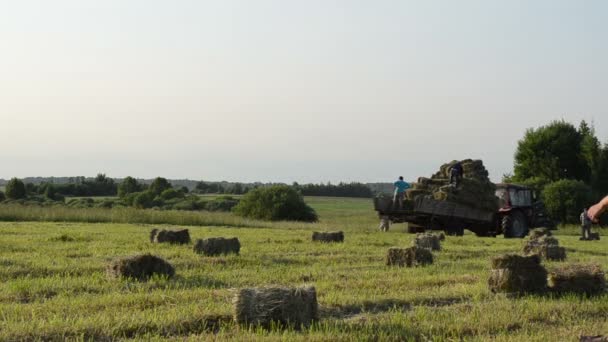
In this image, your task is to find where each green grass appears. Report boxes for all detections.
[1,197,607,340]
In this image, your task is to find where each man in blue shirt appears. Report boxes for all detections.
[393,176,411,210]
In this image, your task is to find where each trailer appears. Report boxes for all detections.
[374,183,555,238]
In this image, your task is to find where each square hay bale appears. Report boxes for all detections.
[193,237,241,256]
[413,233,441,251]
[580,336,608,342]
[523,236,566,261]
[435,232,446,241]
[529,228,552,240]
[548,264,606,296]
[233,286,318,329]
[106,254,175,280]
[386,246,433,267]
[152,229,191,244]
[488,254,547,295]
[312,231,344,243]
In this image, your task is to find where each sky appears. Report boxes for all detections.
[1,0,607,183]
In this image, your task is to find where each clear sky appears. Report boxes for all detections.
[1,1,607,183]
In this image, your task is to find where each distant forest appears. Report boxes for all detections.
[0,176,391,198]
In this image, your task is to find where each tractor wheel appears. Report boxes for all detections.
[502,211,528,238]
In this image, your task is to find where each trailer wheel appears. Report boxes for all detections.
[502,211,528,238]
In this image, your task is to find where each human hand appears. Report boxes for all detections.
[587,203,604,223]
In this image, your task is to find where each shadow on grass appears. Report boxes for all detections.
[321,296,469,319]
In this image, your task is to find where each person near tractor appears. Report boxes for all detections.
[449,162,464,186]
[393,176,411,210]
[588,196,608,222]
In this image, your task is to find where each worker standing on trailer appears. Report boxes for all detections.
[393,176,410,210]
[449,162,463,186]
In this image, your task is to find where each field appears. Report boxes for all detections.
[1,197,607,341]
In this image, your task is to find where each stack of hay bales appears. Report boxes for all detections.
[312,231,344,243]
[233,286,318,329]
[529,228,552,240]
[193,238,240,256]
[150,228,191,244]
[405,159,499,212]
[106,254,175,280]
[386,246,433,267]
[413,233,441,251]
[488,254,547,294]
[523,234,566,261]
[548,264,606,296]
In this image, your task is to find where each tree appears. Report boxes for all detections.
[0,191,5,202]
[133,191,156,209]
[149,177,172,195]
[118,176,141,198]
[5,178,26,200]
[513,120,590,184]
[233,185,318,222]
[542,179,594,224]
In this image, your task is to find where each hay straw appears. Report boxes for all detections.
[233,286,318,329]
[312,231,344,243]
[488,254,547,294]
[193,237,240,256]
[386,246,433,267]
[413,233,441,251]
[523,236,566,261]
[106,254,175,280]
[529,228,552,240]
[151,229,191,244]
[548,264,606,296]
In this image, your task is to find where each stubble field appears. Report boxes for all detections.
[0,197,607,341]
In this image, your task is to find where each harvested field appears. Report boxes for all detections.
[548,264,606,296]
[233,286,318,329]
[312,231,344,243]
[1,197,608,341]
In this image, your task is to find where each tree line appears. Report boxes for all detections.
[504,120,608,223]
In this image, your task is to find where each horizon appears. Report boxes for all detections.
[2,1,607,183]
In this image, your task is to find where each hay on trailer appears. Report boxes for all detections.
[106,254,175,280]
[312,231,344,243]
[529,228,552,240]
[413,233,441,251]
[548,264,606,296]
[152,229,191,244]
[523,236,566,261]
[233,286,318,329]
[193,237,241,256]
[386,246,433,267]
[488,254,547,295]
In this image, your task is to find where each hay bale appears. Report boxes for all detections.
[580,336,608,342]
[152,229,191,244]
[312,231,344,243]
[435,232,446,241]
[150,228,159,243]
[233,286,318,329]
[488,254,547,294]
[386,246,433,267]
[106,254,175,280]
[529,228,552,240]
[413,233,441,251]
[193,237,241,256]
[523,236,566,261]
[548,264,606,296]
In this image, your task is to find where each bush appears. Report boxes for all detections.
[204,196,240,212]
[0,191,5,202]
[133,191,156,209]
[233,185,317,222]
[160,188,184,201]
[5,178,26,200]
[542,179,594,224]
